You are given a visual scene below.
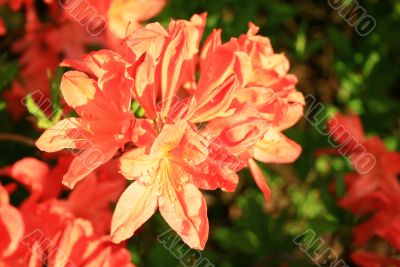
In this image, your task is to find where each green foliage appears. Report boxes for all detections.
[25,68,65,129]
[0,54,18,92]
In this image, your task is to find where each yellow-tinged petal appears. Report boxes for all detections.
[159,180,208,250]
[36,118,81,153]
[61,71,97,108]
[111,181,159,243]
[254,130,302,163]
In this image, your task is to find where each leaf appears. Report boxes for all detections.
[25,94,52,129]
[48,67,64,112]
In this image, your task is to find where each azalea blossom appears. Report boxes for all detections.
[36,50,137,188]
[3,0,165,119]
[327,113,400,264]
[35,14,303,250]
[0,157,133,267]
[114,14,302,248]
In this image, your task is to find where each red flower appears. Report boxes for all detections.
[328,113,400,262]
[351,251,400,267]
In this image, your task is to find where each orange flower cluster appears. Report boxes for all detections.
[0,156,134,266]
[1,0,165,119]
[328,114,400,267]
[35,14,304,249]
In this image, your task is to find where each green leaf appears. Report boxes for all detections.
[25,94,52,129]
[48,67,64,112]
[335,174,346,198]
[25,67,66,128]
[0,101,6,111]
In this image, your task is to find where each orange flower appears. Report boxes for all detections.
[0,185,24,263]
[5,0,165,120]
[198,23,304,201]
[113,14,281,248]
[114,123,209,249]
[36,14,303,250]
[0,158,134,267]
[36,50,137,188]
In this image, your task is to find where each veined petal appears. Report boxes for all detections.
[61,50,124,78]
[150,123,186,157]
[254,130,302,163]
[119,147,160,181]
[234,87,275,111]
[159,182,208,250]
[111,181,159,243]
[132,54,158,118]
[277,91,304,131]
[36,118,82,152]
[97,58,134,113]
[191,74,237,123]
[61,71,97,108]
[204,106,270,155]
[160,27,188,115]
[190,161,240,193]
[62,142,118,188]
[196,46,236,104]
[48,218,93,267]
[122,22,168,62]
[200,29,222,73]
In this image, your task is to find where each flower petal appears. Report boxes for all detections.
[160,27,188,115]
[62,142,118,188]
[9,157,49,194]
[119,147,160,181]
[159,182,208,250]
[111,181,159,243]
[36,118,81,153]
[248,158,271,202]
[61,71,97,108]
[0,205,24,257]
[61,50,123,78]
[254,130,302,163]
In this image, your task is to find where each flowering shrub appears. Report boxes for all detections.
[0,0,398,266]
